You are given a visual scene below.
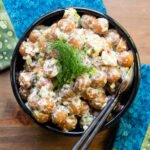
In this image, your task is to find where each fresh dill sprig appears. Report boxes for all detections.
[51,40,89,88]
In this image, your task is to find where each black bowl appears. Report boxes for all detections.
[10,7,141,136]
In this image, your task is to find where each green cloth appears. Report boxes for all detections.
[141,125,150,150]
[0,0,17,71]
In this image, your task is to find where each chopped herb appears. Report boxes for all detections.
[38,58,44,64]
[82,44,89,51]
[88,67,97,77]
[46,43,52,53]
[51,40,89,88]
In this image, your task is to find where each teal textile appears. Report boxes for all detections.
[2,0,106,38]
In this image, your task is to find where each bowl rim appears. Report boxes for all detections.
[10,7,141,136]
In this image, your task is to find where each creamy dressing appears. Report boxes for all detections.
[102,50,117,66]
[18,8,133,131]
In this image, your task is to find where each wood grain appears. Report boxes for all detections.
[0,69,114,150]
[104,0,150,64]
[0,1,150,150]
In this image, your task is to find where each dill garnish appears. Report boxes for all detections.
[51,40,89,88]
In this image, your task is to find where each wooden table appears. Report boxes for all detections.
[0,0,150,149]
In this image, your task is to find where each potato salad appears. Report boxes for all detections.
[18,8,134,131]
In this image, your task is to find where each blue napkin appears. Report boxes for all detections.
[2,0,106,38]
[2,0,150,149]
[114,64,150,150]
